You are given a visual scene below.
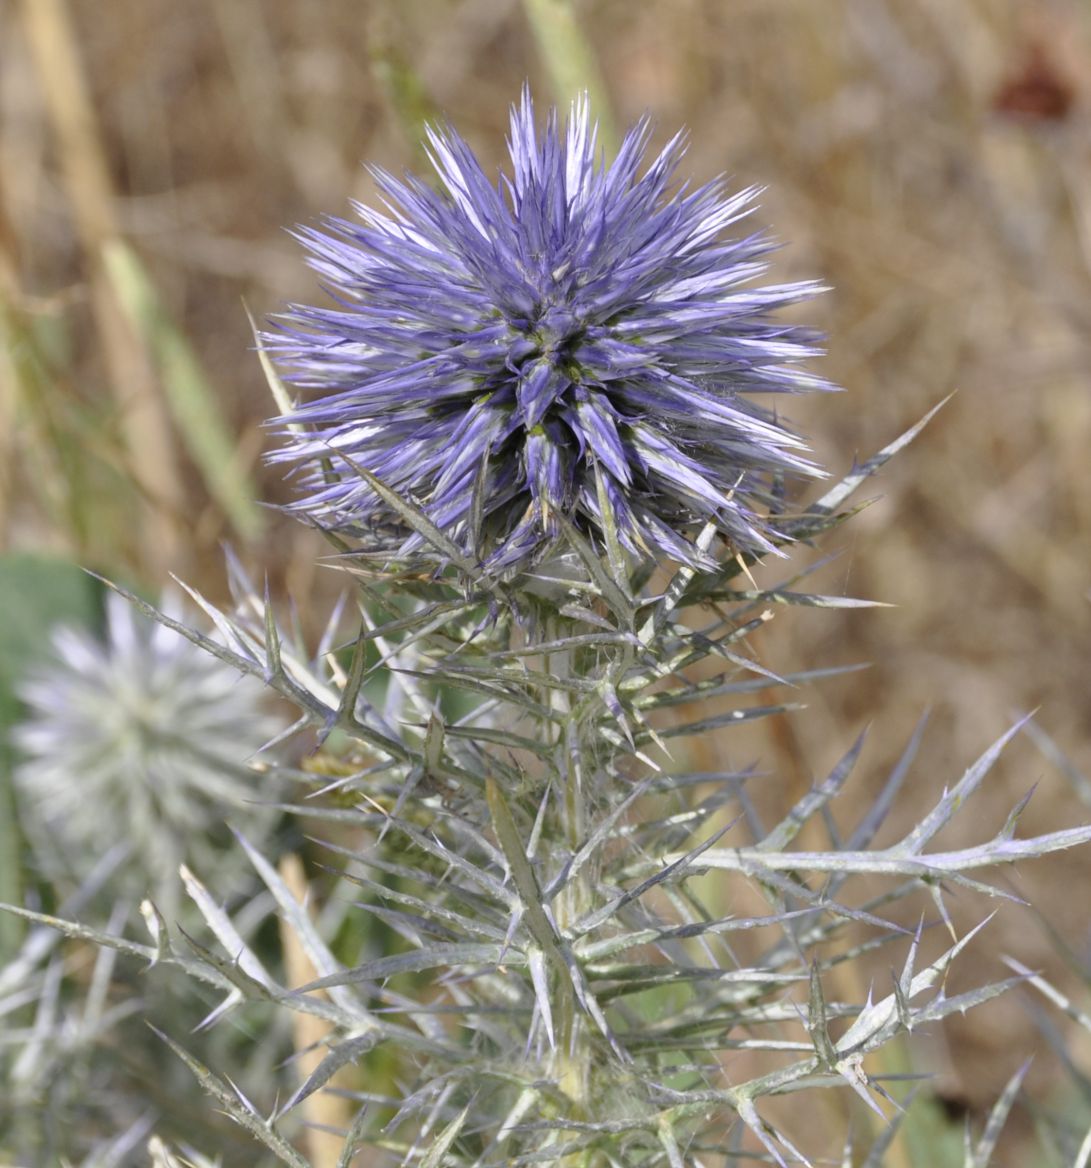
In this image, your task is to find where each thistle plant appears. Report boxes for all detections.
[4,590,292,1166]
[6,91,1091,1167]
[13,590,281,907]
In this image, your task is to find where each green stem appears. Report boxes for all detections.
[542,624,597,1158]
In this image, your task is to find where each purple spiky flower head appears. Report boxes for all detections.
[269,90,833,573]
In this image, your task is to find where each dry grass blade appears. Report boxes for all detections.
[18,0,184,573]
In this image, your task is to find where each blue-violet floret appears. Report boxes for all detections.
[270,90,833,571]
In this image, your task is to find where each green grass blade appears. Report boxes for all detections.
[520,0,617,150]
[103,240,263,540]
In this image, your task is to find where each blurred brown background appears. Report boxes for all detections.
[3,0,1091,1159]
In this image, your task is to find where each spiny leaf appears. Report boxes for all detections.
[180,864,272,988]
[648,702,801,743]
[732,1094,813,1168]
[837,917,995,1055]
[805,396,951,519]
[1003,957,1091,1034]
[296,942,515,993]
[898,716,1031,855]
[634,662,869,712]
[485,778,568,969]
[420,1103,471,1168]
[968,1060,1031,1168]
[527,946,556,1051]
[860,1093,917,1168]
[176,928,274,1003]
[807,963,837,1068]
[553,507,634,623]
[591,455,635,600]
[150,1027,311,1167]
[278,1032,380,1118]
[703,588,890,609]
[638,519,718,645]
[759,730,867,853]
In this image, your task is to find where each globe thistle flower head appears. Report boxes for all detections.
[270,90,834,572]
[13,593,279,901]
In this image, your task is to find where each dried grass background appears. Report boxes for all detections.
[3,0,1091,1161]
